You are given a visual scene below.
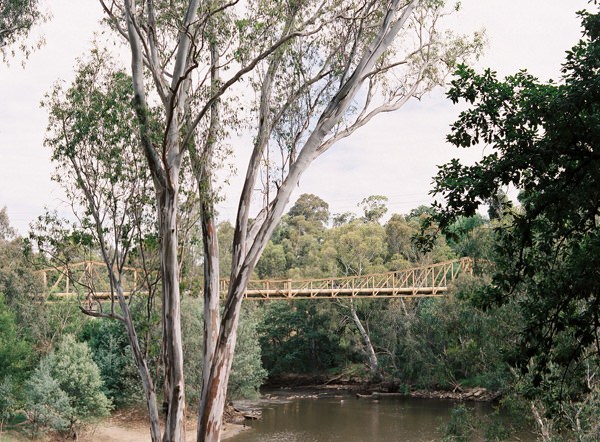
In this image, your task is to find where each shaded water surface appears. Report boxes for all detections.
[230,394,535,442]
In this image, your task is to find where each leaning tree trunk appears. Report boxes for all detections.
[114,282,162,441]
[197,283,246,442]
[349,300,380,379]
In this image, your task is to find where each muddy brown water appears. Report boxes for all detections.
[230,393,537,441]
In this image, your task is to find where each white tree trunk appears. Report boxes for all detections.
[116,285,162,441]
[349,300,380,378]
[159,188,186,442]
[198,284,246,442]
[196,3,421,438]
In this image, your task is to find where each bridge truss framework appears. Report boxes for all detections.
[34,258,473,302]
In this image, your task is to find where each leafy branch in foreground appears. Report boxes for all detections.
[432,5,600,423]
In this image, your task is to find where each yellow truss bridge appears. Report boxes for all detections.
[34,258,473,301]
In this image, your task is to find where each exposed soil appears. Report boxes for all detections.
[1,406,246,442]
[87,406,246,442]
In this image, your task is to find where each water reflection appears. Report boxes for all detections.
[230,395,535,442]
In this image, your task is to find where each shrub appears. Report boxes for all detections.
[25,335,111,437]
[0,376,17,433]
[81,318,143,406]
[228,306,267,399]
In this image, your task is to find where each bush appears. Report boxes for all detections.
[25,335,111,437]
[25,363,72,436]
[229,306,267,399]
[81,318,143,406]
[440,405,477,442]
[0,376,17,433]
[181,298,267,402]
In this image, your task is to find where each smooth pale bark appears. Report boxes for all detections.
[107,0,457,440]
[125,0,189,442]
[123,0,196,439]
[159,187,186,442]
[197,3,421,440]
[115,282,162,441]
[196,36,223,442]
[198,283,246,442]
[198,14,298,442]
[349,300,380,378]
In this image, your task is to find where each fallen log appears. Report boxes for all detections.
[356,392,406,399]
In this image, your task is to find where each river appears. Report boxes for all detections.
[229,391,536,441]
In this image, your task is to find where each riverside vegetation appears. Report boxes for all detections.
[0,189,598,440]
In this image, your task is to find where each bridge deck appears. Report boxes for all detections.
[34,258,472,301]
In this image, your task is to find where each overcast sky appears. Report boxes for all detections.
[0,0,591,234]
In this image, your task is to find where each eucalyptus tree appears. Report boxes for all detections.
[324,220,387,377]
[0,0,46,62]
[360,195,389,223]
[41,51,165,439]
[287,193,330,227]
[385,213,419,265]
[89,0,482,440]
[271,194,331,277]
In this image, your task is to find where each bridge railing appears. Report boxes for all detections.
[34,261,145,299]
[221,257,473,300]
[36,257,473,301]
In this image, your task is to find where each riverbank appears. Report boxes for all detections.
[87,419,246,441]
[264,373,502,403]
[88,406,247,441]
[1,382,500,441]
[0,407,247,441]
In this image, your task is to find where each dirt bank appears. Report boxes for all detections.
[87,420,245,441]
[87,406,247,442]
[2,407,246,442]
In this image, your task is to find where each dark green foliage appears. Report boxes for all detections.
[80,318,143,406]
[0,0,44,60]
[229,305,268,399]
[444,215,491,258]
[383,289,516,391]
[255,243,287,279]
[258,301,354,375]
[432,6,600,431]
[0,293,32,382]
